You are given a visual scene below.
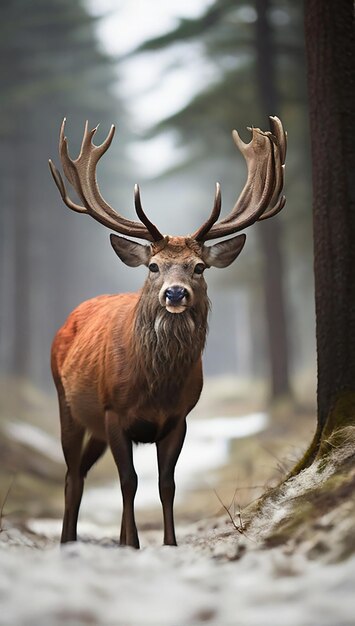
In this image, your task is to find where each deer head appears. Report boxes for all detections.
[49,117,286,314]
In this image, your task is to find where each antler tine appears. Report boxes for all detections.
[192,183,222,241]
[48,159,87,213]
[258,116,287,221]
[59,119,115,219]
[58,118,83,193]
[79,121,116,160]
[50,119,163,242]
[134,185,164,242]
[195,117,286,242]
[269,115,287,164]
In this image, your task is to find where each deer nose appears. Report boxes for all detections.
[165,286,189,303]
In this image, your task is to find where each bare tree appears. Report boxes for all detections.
[254,0,291,400]
[295,0,355,471]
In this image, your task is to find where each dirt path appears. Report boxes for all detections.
[1,516,355,626]
[2,385,354,625]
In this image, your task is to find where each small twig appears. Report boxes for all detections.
[237,506,245,533]
[213,488,244,534]
[0,476,16,532]
[228,484,266,491]
[213,488,260,545]
[229,484,239,518]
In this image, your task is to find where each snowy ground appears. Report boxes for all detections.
[1,522,355,626]
[2,406,355,625]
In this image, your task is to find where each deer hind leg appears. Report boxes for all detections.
[105,410,139,548]
[156,420,187,546]
[79,436,107,478]
[60,401,107,543]
[59,394,85,544]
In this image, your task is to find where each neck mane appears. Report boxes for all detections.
[132,289,209,401]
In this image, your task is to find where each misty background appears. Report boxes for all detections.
[0,0,315,520]
[0,0,314,393]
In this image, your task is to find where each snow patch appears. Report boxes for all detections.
[1,536,355,626]
[79,413,268,523]
[4,421,62,462]
[249,437,355,541]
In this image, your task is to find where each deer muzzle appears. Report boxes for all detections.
[161,285,191,313]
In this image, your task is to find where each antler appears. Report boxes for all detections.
[192,116,286,242]
[49,119,163,242]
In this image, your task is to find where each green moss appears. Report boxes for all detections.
[287,425,321,477]
[322,391,355,437]
[288,391,355,476]
[264,499,315,547]
[247,394,355,558]
[263,457,355,552]
[317,391,355,462]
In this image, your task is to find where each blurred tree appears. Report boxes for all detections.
[0,0,129,387]
[134,0,308,399]
[254,0,290,398]
[294,0,355,471]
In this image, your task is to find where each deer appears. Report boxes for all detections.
[49,116,286,548]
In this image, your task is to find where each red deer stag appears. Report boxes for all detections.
[49,116,286,547]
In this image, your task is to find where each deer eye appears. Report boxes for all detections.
[149,263,159,273]
[194,263,206,275]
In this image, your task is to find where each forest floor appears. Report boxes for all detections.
[1,375,355,625]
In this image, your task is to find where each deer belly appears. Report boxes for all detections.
[124,414,179,444]
[125,418,159,444]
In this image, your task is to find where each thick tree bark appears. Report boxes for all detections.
[254,0,291,400]
[295,0,355,470]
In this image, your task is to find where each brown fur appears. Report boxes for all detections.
[132,280,209,401]
[50,116,286,549]
[52,236,210,547]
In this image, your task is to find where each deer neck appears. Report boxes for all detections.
[133,287,209,399]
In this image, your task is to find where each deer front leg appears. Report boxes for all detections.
[156,419,187,546]
[105,410,139,549]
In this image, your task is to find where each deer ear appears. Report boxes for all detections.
[110,234,151,267]
[202,234,246,268]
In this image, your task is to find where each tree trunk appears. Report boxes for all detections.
[13,128,31,378]
[254,0,291,400]
[294,0,355,471]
